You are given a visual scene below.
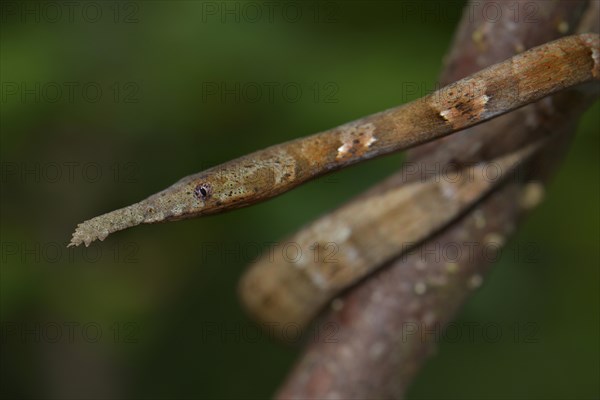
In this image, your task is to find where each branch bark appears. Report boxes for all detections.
[273,1,599,398]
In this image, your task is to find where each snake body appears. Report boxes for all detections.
[69,33,599,247]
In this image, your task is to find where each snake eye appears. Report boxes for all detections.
[194,183,211,200]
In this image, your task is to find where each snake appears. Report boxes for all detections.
[69,33,599,247]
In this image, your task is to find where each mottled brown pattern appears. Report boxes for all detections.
[69,32,598,254]
[430,77,489,129]
[334,122,377,161]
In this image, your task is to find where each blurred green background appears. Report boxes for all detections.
[1,1,598,399]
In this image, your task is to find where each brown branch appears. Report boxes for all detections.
[240,134,547,331]
[273,1,599,399]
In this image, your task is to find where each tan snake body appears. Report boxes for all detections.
[69,33,599,248]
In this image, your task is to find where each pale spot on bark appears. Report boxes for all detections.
[471,28,486,52]
[414,281,427,295]
[439,180,457,199]
[468,274,483,289]
[484,232,505,247]
[519,181,545,210]
[557,21,569,34]
[445,262,459,274]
